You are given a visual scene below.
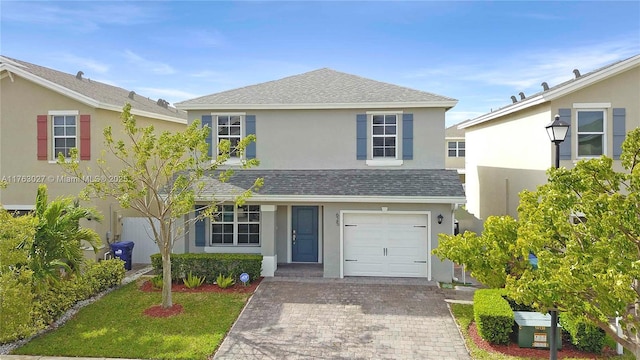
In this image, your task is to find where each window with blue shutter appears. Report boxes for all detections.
[356,114,367,160]
[246,115,256,159]
[402,113,413,160]
[558,108,572,160]
[201,115,213,158]
[612,108,626,160]
[194,205,206,247]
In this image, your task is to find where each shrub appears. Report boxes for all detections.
[216,273,235,289]
[151,253,262,283]
[474,289,514,344]
[82,259,126,294]
[183,271,205,289]
[560,313,605,353]
[0,269,35,343]
[150,275,163,289]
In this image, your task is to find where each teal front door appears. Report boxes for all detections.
[292,206,318,262]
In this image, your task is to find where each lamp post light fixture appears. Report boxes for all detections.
[437,214,444,224]
[545,114,570,169]
[545,114,570,360]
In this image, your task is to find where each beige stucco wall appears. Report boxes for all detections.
[186,108,446,169]
[0,73,186,258]
[465,65,639,220]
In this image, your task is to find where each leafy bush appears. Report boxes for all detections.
[82,259,126,294]
[151,253,262,283]
[0,269,35,343]
[474,289,514,344]
[216,273,235,289]
[150,275,163,289]
[183,272,205,289]
[560,313,605,353]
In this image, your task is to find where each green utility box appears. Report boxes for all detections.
[513,311,562,349]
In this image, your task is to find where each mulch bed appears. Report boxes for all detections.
[468,322,619,359]
[143,304,184,318]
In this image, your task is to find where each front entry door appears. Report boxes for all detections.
[292,206,318,262]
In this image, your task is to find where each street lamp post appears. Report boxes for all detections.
[544,114,570,360]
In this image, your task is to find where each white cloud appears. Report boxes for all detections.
[55,54,110,74]
[123,50,176,75]
[446,111,484,127]
[137,87,200,104]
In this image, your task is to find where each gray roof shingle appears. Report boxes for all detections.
[0,56,187,121]
[176,68,457,109]
[199,169,465,199]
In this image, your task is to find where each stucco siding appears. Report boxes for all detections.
[186,108,446,169]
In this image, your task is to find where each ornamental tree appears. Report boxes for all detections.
[435,128,640,357]
[60,103,262,308]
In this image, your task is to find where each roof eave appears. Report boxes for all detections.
[196,194,467,204]
[460,55,640,130]
[176,100,458,111]
[1,64,187,124]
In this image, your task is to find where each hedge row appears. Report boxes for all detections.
[0,259,125,344]
[560,313,605,353]
[150,253,262,284]
[473,289,514,344]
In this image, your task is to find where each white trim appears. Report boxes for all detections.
[287,205,292,263]
[318,206,323,264]
[201,194,467,204]
[573,102,611,109]
[365,159,404,166]
[51,113,78,160]
[260,204,277,212]
[576,108,607,158]
[0,64,187,124]
[366,110,404,115]
[459,55,640,129]
[2,204,35,211]
[370,113,400,161]
[176,101,458,111]
[213,114,244,161]
[48,110,79,115]
[210,112,246,116]
[339,210,432,280]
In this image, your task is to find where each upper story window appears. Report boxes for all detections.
[211,204,260,246]
[52,114,77,158]
[217,115,242,158]
[448,141,465,157]
[371,114,397,158]
[577,110,605,157]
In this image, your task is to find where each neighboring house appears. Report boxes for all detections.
[445,120,468,184]
[461,54,639,221]
[175,68,465,281]
[0,56,187,259]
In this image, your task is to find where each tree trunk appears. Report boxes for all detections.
[161,250,172,308]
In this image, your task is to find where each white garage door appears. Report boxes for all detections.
[343,213,429,278]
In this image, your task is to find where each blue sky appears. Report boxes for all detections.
[1,1,639,126]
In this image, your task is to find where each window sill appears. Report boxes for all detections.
[366,159,404,167]
[214,158,243,166]
[208,244,261,247]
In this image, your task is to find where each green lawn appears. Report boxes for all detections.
[450,303,634,360]
[13,280,251,359]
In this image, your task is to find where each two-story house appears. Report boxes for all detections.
[461,54,639,221]
[0,56,187,259]
[175,68,465,281]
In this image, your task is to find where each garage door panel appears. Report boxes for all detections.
[343,213,429,278]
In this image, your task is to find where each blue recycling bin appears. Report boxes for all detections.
[110,241,135,270]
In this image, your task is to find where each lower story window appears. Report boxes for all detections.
[212,205,260,245]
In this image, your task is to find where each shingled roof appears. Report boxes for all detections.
[196,169,465,202]
[176,68,457,110]
[460,54,640,129]
[0,56,186,123]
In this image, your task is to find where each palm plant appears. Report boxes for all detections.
[29,185,103,283]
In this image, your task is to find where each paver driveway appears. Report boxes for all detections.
[214,278,471,359]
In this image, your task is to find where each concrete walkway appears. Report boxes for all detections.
[214,277,472,359]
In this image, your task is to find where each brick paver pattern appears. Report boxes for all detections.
[214,279,471,360]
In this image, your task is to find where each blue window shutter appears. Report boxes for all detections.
[612,108,626,160]
[402,113,413,160]
[558,109,572,160]
[356,114,367,160]
[246,115,256,159]
[202,115,213,158]
[195,205,206,247]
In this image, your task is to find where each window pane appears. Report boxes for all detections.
[385,126,396,135]
[230,116,241,126]
[53,116,64,125]
[459,150,465,157]
[54,127,64,136]
[384,137,395,146]
[218,127,229,136]
[55,138,65,147]
[237,234,249,244]
[222,213,234,222]
[223,205,234,212]
[223,224,234,233]
[248,205,260,212]
[212,224,223,234]
[65,116,76,126]
[372,137,384,146]
[217,116,229,125]
[230,126,241,135]
[223,234,233,244]
[66,127,76,136]
[249,224,259,233]
[66,138,76,147]
[372,125,384,135]
[448,142,456,149]
[448,150,457,157]
[238,224,249,233]
[373,148,384,157]
[577,111,603,132]
[578,134,603,156]
[249,213,260,222]
[249,234,260,244]
[385,148,395,157]
[212,234,223,243]
[385,115,396,124]
[459,142,465,149]
[372,115,384,124]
